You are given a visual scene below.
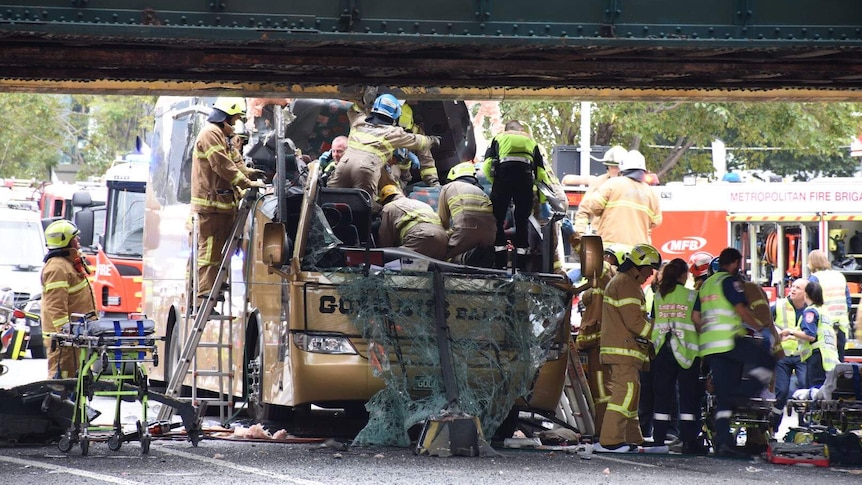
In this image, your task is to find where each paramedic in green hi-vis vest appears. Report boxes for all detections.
[697,248,776,458]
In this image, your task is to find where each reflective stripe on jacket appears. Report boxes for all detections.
[652,284,699,369]
[575,263,613,350]
[814,269,850,334]
[192,122,253,214]
[774,298,811,361]
[575,176,661,246]
[41,249,97,331]
[378,196,449,259]
[481,130,545,184]
[808,305,840,372]
[600,267,651,365]
[698,272,744,357]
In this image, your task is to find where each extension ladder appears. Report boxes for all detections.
[156,191,257,424]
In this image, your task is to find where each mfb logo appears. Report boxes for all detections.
[661,237,707,254]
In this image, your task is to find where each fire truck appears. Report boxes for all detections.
[565,176,862,357]
[74,154,149,317]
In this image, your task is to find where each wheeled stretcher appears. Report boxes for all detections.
[787,363,862,433]
[50,316,159,455]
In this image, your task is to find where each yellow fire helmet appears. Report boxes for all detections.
[447,162,476,181]
[45,219,80,249]
[212,97,247,118]
[628,243,661,269]
[379,184,402,203]
[398,103,415,132]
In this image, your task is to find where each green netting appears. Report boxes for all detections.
[299,201,569,447]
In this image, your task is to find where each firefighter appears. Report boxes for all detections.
[398,103,440,187]
[482,120,549,270]
[574,150,662,247]
[41,220,97,379]
[575,145,627,229]
[807,249,851,362]
[595,243,661,453]
[191,97,265,300]
[328,94,441,211]
[698,247,775,457]
[651,258,705,455]
[378,184,448,260]
[576,244,628,434]
[688,251,714,290]
[799,281,840,388]
[437,162,496,266]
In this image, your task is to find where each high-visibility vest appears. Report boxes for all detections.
[813,270,850,335]
[698,272,744,357]
[652,284,699,369]
[774,298,812,361]
[808,305,840,372]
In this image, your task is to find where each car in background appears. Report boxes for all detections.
[0,208,47,358]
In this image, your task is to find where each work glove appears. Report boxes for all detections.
[246,168,266,181]
[406,151,420,169]
[248,180,266,189]
[318,150,333,168]
[539,202,552,219]
[560,218,574,237]
[428,135,442,147]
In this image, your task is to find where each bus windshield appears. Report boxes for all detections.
[104,187,146,258]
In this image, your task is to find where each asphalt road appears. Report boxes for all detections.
[2,358,861,484]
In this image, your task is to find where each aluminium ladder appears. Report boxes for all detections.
[156,191,257,423]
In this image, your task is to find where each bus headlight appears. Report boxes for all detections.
[293,332,358,355]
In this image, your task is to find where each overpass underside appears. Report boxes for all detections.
[0,1,861,100]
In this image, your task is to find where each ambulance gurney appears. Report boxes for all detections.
[47,316,202,455]
[788,363,862,433]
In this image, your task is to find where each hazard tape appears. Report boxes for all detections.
[822,214,860,221]
[727,214,820,222]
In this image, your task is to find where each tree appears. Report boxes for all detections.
[0,94,156,181]
[497,100,862,182]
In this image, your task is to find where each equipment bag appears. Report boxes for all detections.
[816,431,862,466]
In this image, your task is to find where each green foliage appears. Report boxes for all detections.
[0,94,156,181]
[498,100,862,182]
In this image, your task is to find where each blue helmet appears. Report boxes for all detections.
[708,256,721,276]
[371,94,401,122]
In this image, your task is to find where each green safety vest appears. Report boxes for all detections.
[774,298,812,361]
[652,284,699,369]
[698,272,744,357]
[808,305,840,372]
[814,270,850,335]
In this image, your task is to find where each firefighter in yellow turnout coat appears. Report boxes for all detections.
[576,245,626,433]
[595,244,661,453]
[437,162,496,264]
[191,97,264,299]
[41,220,98,379]
[328,94,440,210]
[378,185,449,261]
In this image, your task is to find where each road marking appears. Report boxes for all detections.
[156,445,325,485]
[0,455,143,484]
[593,454,660,468]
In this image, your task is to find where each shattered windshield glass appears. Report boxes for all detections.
[299,203,569,446]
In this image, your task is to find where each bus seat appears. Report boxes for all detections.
[322,202,360,247]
